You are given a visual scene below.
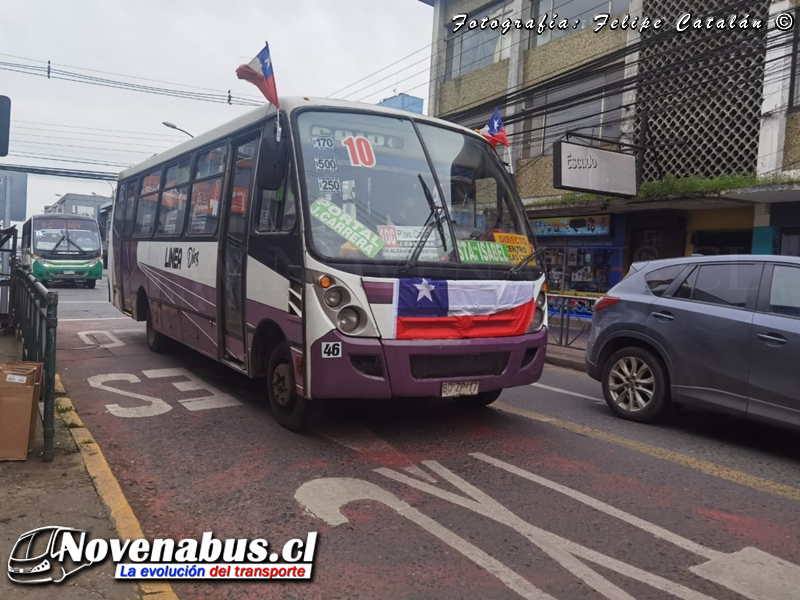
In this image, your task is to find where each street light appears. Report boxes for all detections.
[162,121,194,138]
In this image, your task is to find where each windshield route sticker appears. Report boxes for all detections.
[457,240,511,265]
[378,225,440,262]
[310,198,386,258]
[492,233,533,264]
[342,136,376,168]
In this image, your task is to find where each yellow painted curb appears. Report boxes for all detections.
[495,401,800,502]
[55,373,65,395]
[56,388,179,600]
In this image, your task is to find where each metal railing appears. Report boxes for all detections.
[14,268,58,462]
[546,293,598,349]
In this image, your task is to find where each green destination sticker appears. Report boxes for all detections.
[310,198,386,258]
[456,239,511,264]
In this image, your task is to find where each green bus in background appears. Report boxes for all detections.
[20,214,104,288]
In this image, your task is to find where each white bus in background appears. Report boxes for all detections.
[109,97,548,431]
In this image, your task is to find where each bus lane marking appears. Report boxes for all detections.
[296,455,800,600]
[78,330,125,348]
[86,368,240,417]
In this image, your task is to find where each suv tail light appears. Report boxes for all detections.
[593,296,620,312]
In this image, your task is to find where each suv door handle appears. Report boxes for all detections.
[756,333,787,345]
[651,312,674,321]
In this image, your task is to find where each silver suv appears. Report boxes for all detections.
[585,255,800,429]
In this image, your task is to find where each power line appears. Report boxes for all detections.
[0,163,118,181]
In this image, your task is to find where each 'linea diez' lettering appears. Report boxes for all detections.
[164,247,182,269]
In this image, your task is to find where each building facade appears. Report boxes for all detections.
[419,0,800,296]
[43,193,112,221]
[377,93,425,113]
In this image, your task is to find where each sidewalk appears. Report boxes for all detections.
[0,334,141,600]
[544,342,587,373]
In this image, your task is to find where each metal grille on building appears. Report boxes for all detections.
[634,0,770,182]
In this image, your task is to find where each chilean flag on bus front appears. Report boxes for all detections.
[236,43,280,108]
[393,278,535,340]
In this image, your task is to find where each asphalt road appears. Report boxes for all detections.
[54,278,800,600]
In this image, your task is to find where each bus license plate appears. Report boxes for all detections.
[62,271,75,275]
[441,381,479,397]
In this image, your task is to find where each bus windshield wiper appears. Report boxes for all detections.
[51,233,67,252]
[396,175,447,276]
[65,235,87,252]
[504,244,546,278]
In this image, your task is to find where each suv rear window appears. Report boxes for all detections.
[644,265,684,296]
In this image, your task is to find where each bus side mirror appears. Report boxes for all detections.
[256,131,289,191]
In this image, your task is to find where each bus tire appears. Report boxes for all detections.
[86,280,96,289]
[145,307,171,354]
[267,341,321,432]
[454,389,502,408]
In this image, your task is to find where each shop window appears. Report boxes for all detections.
[769,265,800,318]
[645,265,684,297]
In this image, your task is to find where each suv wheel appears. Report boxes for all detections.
[601,347,668,423]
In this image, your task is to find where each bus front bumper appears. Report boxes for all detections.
[308,328,547,399]
[32,260,103,281]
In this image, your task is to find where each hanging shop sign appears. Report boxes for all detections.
[553,141,637,197]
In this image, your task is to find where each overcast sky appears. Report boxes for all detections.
[0,0,434,221]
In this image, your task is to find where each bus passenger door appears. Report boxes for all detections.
[219,132,259,364]
[110,183,126,311]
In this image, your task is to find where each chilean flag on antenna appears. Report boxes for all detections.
[479,108,509,148]
[236,43,280,108]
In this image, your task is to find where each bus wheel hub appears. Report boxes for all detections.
[273,364,292,407]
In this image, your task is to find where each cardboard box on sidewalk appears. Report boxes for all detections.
[4,361,43,453]
[0,363,39,461]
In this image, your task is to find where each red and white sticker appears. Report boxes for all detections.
[342,136,376,168]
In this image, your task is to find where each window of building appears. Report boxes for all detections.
[769,265,800,317]
[445,1,513,80]
[645,265,684,297]
[529,0,629,49]
[679,263,760,308]
[521,63,624,158]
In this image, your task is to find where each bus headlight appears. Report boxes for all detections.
[324,287,343,308]
[336,307,360,333]
[529,291,547,332]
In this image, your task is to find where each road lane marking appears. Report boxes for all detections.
[295,478,555,600]
[494,402,800,501]
[532,383,605,404]
[78,330,125,348]
[59,301,111,303]
[471,453,718,560]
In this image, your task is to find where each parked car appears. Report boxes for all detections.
[585,255,800,430]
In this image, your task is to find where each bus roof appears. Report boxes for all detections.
[118,96,486,182]
[29,213,98,222]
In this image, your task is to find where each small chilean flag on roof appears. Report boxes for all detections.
[478,108,509,148]
[236,43,280,108]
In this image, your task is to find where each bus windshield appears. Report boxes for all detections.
[33,218,101,254]
[296,110,538,269]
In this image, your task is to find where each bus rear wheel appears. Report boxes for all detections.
[145,307,171,354]
[267,341,321,432]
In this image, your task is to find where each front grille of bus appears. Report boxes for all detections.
[409,352,509,380]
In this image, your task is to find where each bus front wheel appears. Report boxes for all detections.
[267,341,321,432]
[454,389,502,408]
[86,280,96,289]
